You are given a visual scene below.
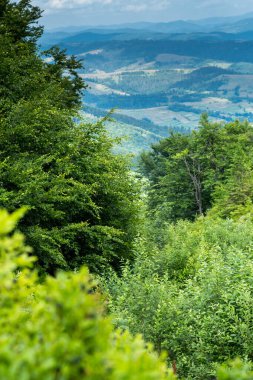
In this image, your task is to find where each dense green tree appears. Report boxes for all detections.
[140,115,253,225]
[0,1,141,274]
[0,99,140,273]
[0,0,84,116]
[141,132,196,224]
[0,0,43,43]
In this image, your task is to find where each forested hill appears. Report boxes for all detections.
[40,16,253,156]
[2,1,253,379]
[59,38,253,64]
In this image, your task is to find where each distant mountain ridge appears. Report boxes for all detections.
[40,10,253,155]
[40,12,253,51]
[44,11,253,37]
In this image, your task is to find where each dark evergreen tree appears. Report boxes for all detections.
[0,0,140,274]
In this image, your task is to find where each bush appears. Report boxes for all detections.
[105,217,253,379]
[217,359,253,380]
[0,209,174,380]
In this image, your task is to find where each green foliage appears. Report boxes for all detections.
[210,163,253,220]
[0,1,141,274]
[140,132,196,224]
[0,0,43,43]
[140,115,253,225]
[217,359,253,380]
[105,216,253,379]
[0,99,140,273]
[0,209,174,380]
[0,0,84,116]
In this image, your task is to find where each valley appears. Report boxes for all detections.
[42,15,253,155]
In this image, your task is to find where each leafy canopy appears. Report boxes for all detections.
[140,115,253,225]
[0,0,141,274]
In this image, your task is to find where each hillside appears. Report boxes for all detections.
[40,15,253,155]
[4,2,253,379]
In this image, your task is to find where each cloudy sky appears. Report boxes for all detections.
[32,0,253,29]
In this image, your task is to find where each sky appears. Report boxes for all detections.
[32,0,253,29]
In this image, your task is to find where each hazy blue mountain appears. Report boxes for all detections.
[193,12,253,26]
[39,31,75,46]
[220,18,253,33]
[41,12,253,155]
[58,38,253,66]
[60,30,170,43]
[41,16,253,53]
[118,21,205,33]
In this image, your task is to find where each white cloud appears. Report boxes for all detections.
[37,0,171,12]
[34,0,253,13]
[43,0,113,9]
[123,0,170,13]
[32,0,253,27]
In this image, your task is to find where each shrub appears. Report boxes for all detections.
[0,209,174,380]
[105,217,253,379]
[217,359,253,380]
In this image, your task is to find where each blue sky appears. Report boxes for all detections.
[32,0,253,28]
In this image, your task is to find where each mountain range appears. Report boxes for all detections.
[42,11,253,41]
[40,12,253,156]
